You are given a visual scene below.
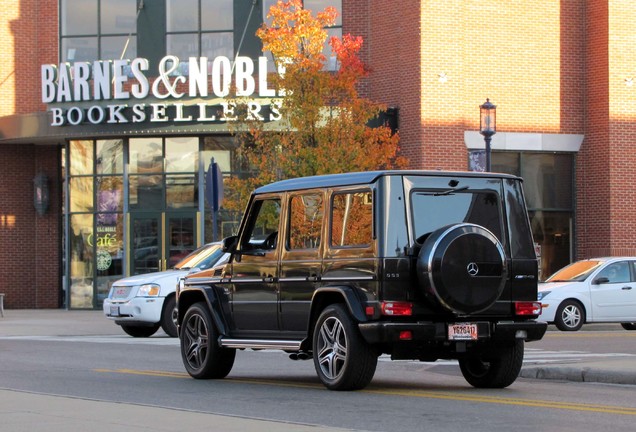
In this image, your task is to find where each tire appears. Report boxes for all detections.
[416,223,506,314]
[554,299,585,331]
[312,304,378,391]
[180,302,235,379]
[621,323,636,330]
[160,296,178,337]
[458,340,524,388]
[121,323,160,337]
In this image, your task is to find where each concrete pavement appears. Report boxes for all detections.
[1,309,635,431]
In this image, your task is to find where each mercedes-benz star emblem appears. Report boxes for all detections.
[467,262,479,276]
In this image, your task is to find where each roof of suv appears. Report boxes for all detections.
[254,170,522,194]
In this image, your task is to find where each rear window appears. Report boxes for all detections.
[410,190,502,243]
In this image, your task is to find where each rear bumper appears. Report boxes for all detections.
[358,320,547,344]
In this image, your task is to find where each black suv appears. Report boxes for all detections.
[177,170,546,390]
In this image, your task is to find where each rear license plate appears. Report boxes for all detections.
[110,306,120,317]
[448,323,478,341]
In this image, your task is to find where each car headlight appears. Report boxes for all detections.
[137,283,161,297]
[537,291,551,301]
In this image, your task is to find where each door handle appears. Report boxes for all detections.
[263,276,275,283]
[622,286,632,290]
[307,276,319,282]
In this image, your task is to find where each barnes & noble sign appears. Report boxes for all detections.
[41,55,283,127]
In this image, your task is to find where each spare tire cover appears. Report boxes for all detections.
[416,223,506,314]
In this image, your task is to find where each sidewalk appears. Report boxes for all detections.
[2,309,636,387]
[0,388,352,432]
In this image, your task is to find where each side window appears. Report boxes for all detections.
[242,198,281,251]
[597,261,631,283]
[331,191,372,248]
[288,194,323,250]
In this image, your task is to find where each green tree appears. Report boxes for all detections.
[225,0,406,213]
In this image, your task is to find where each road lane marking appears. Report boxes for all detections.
[5,335,634,365]
[94,368,636,416]
[544,332,636,338]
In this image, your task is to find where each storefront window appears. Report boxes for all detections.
[60,0,137,62]
[201,33,234,59]
[529,211,571,281]
[97,176,123,213]
[61,0,98,36]
[165,137,198,172]
[167,0,198,31]
[202,0,233,30]
[100,0,137,34]
[166,174,198,209]
[70,140,94,175]
[61,37,98,62]
[69,214,94,308]
[70,177,94,212]
[96,213,124,306]
[65,135,248,309]
[101,35,137,61]
[166,0,233,60]
[263,0,342,25]
[96,139,124,174]
[129,175,163,209]
[492,151,574,279]
[262,0,342,71]
[129,138,163,174]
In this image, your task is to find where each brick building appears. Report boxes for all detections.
[0,0,633,309]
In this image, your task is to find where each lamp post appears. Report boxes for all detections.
[479,98,497,171]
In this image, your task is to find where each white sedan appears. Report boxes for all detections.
[538,257,636,331]
[103,242,228,337]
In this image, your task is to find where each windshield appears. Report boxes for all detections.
[544,260,603,282]
[174,244,222,270]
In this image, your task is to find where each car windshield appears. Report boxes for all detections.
[174,244,221,270]
[544,260,603,282]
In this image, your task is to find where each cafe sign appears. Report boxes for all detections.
[41,55,283,126]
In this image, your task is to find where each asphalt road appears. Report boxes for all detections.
[1,311,636,431]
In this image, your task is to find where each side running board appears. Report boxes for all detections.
[219,338,303,351]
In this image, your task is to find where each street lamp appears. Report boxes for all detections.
[479,98,497,171]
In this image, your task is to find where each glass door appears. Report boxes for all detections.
[131,212,162,275]
[130,211,198,275]
[167,213,197,268]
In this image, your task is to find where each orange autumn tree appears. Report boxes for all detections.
[225,0,406,214]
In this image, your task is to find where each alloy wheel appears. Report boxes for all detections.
[183,313,209,370]
[561,304,582,329]
[316,316,348,380]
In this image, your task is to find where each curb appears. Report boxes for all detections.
[520,366,636,385]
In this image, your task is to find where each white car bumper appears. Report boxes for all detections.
[538,300,558,323]
[103,296,164,325]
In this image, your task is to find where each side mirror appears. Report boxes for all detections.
[222,235,238,253]
[593,277,610,285]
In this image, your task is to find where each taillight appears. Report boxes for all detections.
[381,301,413,316]
[515,301,542,316]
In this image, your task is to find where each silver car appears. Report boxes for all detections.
[103,242,228,337]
